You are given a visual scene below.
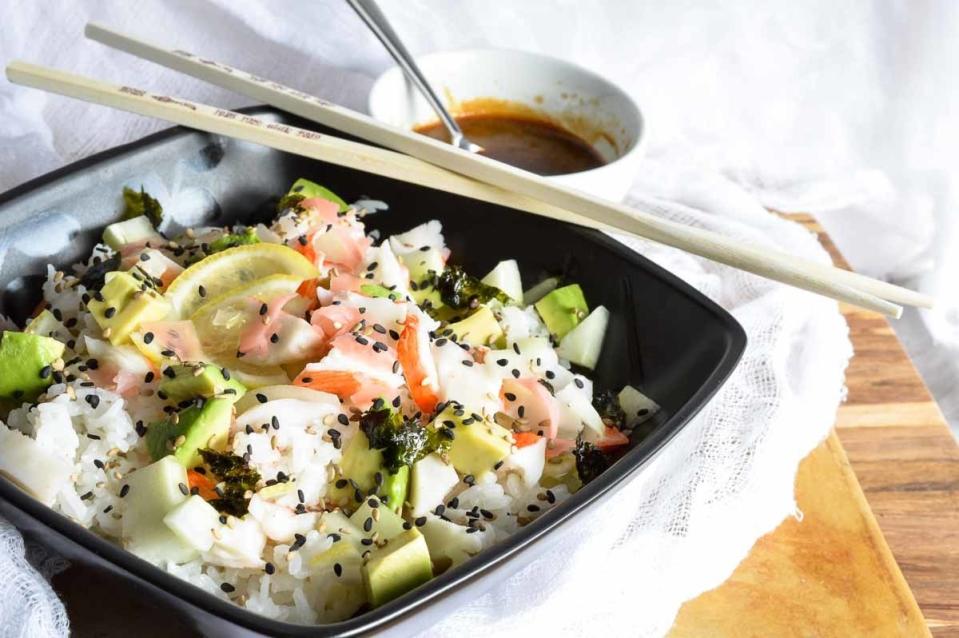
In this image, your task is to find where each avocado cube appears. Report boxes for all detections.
[145,398,234,467]
[0,331,65,401]
[24,309,70,342]
[430,407,513,479]
[121,456,197,564]
[446,305,504,348]
[311,535,364,573]
[328,431,384,507]
[399,248,445,284]
[283,178,348,212]
[158,363,246,403]
[88,271,171,345]
[362,528,433,607]
[349,495,406,542]
[318,510,366,552]
[534,284,588,341]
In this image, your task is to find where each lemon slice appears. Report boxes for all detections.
[165,244,317,318]
[189,273,304,362]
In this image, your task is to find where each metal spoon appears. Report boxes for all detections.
[346,0,483,153]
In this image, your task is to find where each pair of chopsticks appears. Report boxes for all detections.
[4,24,932,318]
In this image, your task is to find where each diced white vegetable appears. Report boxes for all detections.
[556,306,609,370]
[364,241,411,298]
[410,453,460,517]
[399,247,445,281]
[502,437,547,488]
[418,515,486,568]
[0,426,73,506]
[481,259,522,302]
[432,340,502,416]
[388,220,446,255]
[103,215,160,250]
[163,495,221,552]
[618,385,661,427]
[121,456,196,564]
[555,383,605,439]
[234,385,340,415]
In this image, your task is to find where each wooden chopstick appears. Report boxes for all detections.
[84,23,933,315]
[5,59,904,318]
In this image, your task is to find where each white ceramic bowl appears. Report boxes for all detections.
[368,48,645,201]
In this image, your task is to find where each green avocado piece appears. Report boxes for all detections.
[359,283,404,301]
[534,284,589,340]
[24,309,71,343]
[0,331,65,401]
[88,271,171,345]
[158,363,246,403]
[446,305,504,348]
[428,407,512,479]
[378,465,409,514]
[328,431,384,508]
[145,398,234,467]
[207,227,260,255]
[400,248,445,284]
[349,495,406,542]
[279,178,348,213]
[362,528,433,607]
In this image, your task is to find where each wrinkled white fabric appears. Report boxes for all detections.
[7,0,954,635]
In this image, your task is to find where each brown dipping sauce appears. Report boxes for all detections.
[414,113,607,176]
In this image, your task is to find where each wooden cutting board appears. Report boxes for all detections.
[670,214,959,637]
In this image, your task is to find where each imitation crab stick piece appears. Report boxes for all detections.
[187,470,219,501]
[293,370,363,398]
[396,313,439,414]
[513,432,542,448]
[594,426,630,450]
[310,303,362,340]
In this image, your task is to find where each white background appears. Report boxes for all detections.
[1,2,955,636]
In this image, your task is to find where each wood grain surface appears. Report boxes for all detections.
[671,214,959,636]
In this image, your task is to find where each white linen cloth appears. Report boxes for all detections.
[3,0,954,635]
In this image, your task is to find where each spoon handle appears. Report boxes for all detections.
[346,0,469,148]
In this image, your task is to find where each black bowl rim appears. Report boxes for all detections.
[0,107,747,636]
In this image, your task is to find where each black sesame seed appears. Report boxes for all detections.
[103,505,113,513]
[271,416,280,430]
[104,307,117,319]
[93,459,105,469]
[372,323,386,334]
[463,474,476,486]
[496,358,508,367]
[256,393,268,404]
[367,497,379,508]
[546,490,556,504]
[574,378,584,389]
[337,413,349,427]
[466,527,479,534]
[144,371,155,383]
[85,394,100,409]
[220,583,235,593]
[434,504,446,516]
[119,484,130,498]
[361,538,374,546]
[511,369,521,379]
[178,482,188,495]
[328,533,341,542]
[80,491,93,500]
[270,333,279,344]
[504,392,517,401]
[389,329,400,341]
[518,406,526,418]
[335,478,349,489]
[527,504,541,512]
[86,358,100,370]
[198,284,206,298]
[161,349,176,357]
[354,489,364,503]
[545,370,556,380]
[461,359,474,367]
[265,562,275,575]
[448,496,460,509]
[403,520,413,530]
[39,365,52,379]
[414,516,427,527]
[333,562,343,577]
[363,517,373,532]
[162,366,176,379]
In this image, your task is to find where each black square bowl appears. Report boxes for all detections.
[0,108,745,637]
